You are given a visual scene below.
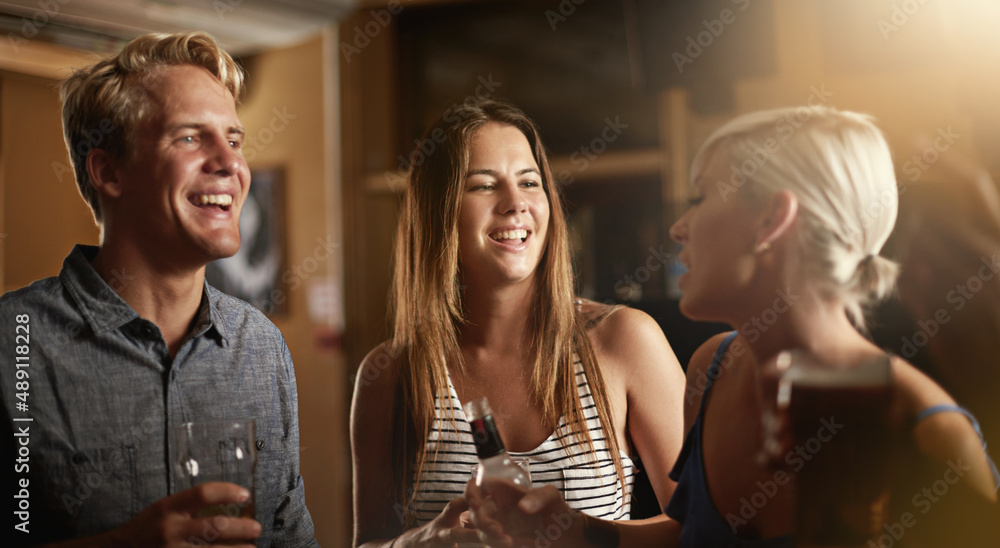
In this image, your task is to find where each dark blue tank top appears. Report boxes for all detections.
[664,332,795,547]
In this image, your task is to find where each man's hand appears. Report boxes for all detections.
[103,482,261,547]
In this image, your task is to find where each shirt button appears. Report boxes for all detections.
[256,439,265,450]
[72,452,88,465]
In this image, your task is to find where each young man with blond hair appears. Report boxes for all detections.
[1,32,318,547]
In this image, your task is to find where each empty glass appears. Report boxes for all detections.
[172,419,257,520]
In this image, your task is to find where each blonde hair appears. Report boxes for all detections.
[696,106,899,330]
[390,97,626,521]
[60,31,244,222]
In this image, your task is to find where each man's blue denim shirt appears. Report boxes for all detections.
[1,245,318,547]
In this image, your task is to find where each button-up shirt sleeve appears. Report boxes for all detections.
[265,336,318,547]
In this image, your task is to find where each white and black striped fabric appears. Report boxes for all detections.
[410,361,636,525]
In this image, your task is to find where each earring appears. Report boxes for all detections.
[756,241,771,254]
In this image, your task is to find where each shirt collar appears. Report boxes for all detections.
[60,245,228,345]
[60,245,138,334]
[201,284,232,346]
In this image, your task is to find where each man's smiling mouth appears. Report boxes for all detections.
[190,194,233,211]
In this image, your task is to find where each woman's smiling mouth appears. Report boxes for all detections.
[489,228,528,243]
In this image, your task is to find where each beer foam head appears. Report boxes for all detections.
[783,351,891,388]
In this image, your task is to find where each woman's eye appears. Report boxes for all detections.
[688,196,705,207]
[521,180,540,188]
[180,135,196,144]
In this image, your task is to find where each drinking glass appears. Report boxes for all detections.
[760,350,895,547]
[463,458,532,548]
[470,456,531,485]
[172,419,257,521]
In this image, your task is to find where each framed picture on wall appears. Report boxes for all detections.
[206,167,287,316]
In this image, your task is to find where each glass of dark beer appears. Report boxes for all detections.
[761,350,895,547]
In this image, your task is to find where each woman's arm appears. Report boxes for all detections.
[350,344,480,548]
[351,344,403,547]
[589,306,687,508]
[891,357,999,502]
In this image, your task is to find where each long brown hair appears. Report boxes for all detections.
[389,97,626,522]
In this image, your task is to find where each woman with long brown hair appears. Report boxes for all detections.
[350,97,686,547]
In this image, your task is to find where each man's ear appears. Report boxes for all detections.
[756,190,798,252]
[86,148,123,200]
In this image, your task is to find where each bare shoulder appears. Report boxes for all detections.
[888,355,998,500]
[583,301,671,360]
[582,301,688,507]
[681,332,740,425]
[887,355,956,418]
[581,300,684,401]
[685,332,735,385]
[351,342,404,425]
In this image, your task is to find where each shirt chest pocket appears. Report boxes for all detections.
[37,444,138,536]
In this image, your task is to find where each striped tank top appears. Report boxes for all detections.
[411,360,636,525]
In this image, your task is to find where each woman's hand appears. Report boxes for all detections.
[400,497,481,547]
[465,479,585,548]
